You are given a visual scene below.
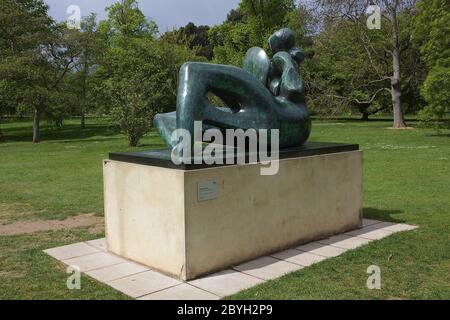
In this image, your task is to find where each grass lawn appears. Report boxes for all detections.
[0,118,449,299]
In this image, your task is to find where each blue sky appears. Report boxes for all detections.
[45,0,240,32]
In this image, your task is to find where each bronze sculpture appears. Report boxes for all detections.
[154,28,311,153]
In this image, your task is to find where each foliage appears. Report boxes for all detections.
[96,0,201,146]
[303,18,393,117]
[101,39,199,146]
[69,14,102,128]
[0,0,448,141]
[0,0,51,126]
[418,66,450,132]
[163,22,214,60]
[413,0,450,132]
[209,0,296,66]
[97,0,158,47]
[0,0,82,141]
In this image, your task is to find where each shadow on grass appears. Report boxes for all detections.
[138,143,167,148]
[2,124,121,143]
[311,116,419,123]
[427,133,450,138]
[363,207,405,223]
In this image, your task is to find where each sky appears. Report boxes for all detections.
[44,0,241,32]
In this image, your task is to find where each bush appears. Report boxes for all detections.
[110,87,155,147]
[418,66,450,133]
[99,38,202,146]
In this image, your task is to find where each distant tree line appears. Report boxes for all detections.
[0,0,448,145]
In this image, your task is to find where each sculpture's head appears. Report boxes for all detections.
[269,28,305,65]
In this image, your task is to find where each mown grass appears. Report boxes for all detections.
[0,118,449,299]
[231,120,450,299]
[0,119,165,221]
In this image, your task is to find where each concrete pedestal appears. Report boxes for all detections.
[104,143,363,280]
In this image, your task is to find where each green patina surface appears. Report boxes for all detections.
[154,28,311,151]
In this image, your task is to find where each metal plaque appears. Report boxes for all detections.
[197,180,219,202]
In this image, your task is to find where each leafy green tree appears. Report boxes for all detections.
[309,0,419,127]
[304,17,396,118]
[413,0,450,132]
[163,22,214,60]
[209,0,295,66]
[226,9,246,24]
[240,0,295,28]
[419,68,450,132]
[0,0,51,140]
[98,0,158,47]
[0,0,80,143]
[97,0,202,146]
[71,14,101,128]
[100,39,200,146]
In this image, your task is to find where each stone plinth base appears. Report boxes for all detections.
[104,143,363,280]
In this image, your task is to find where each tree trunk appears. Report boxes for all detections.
[362,112,370,121]
[32,108,41,143]
[390,2,407,128]
[128,135,139,147]
[81,59,88,130]
[391,73,405,128]
[81,112,86,129]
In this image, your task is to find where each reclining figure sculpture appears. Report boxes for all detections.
[154,28,311,155]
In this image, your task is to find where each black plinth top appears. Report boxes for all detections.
[109,142,359,170]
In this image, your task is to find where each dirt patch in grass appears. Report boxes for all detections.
[386,126,415,130]
[0,213,103,236]
[0,270,26,279]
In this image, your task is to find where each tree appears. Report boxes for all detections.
[96,0,202,146]
[71,14,101,129]
[98,0,157,47]
[163,22,214,60]
[238,0,295,33]
[0,0,81,143]
[419,68,450,132]
[28,26,81,142]
[102,39,200,146]
[0,0,52,141]
[309,0,419,127]
[413,0,450,132]
[209,0,296,66]
[303,16,394,119]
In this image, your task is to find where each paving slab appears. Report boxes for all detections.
[271,249,326,266]
[373,222,418,232]
[345,225,395,240]
[44,242,100,260]
[234,256,303,280]
[318,234,372,249]
[296,242,347,257]
[138,283,220,300]
[109,270,181,298]
[362,218,383,227]
[86,238,108,252]
[85,261,149,282]
[188,269,263,297]
[43,220,417,299]
[62,252,124,272]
